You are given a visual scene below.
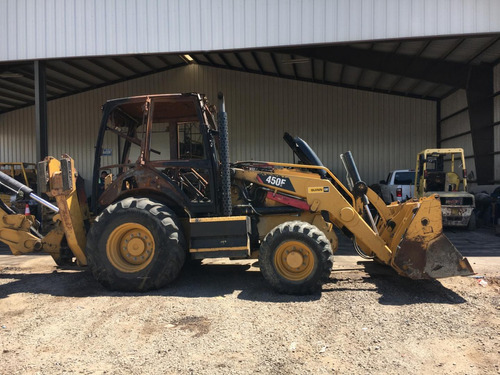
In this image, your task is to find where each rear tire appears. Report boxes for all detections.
[259,221,333,295]
[86,197,186,292]
[467,212,477,231]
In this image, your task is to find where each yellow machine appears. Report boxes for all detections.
[0,93,474,295]
[415,148,476,229]
[0,157,87,266]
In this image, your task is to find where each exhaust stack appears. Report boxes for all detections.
[218,92,232,216]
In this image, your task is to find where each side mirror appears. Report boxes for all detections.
[379,180,386,185]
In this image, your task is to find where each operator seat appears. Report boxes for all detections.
[425,171,446,192]
[445,172,460,191]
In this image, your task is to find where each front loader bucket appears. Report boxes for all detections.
[391,196,474,279]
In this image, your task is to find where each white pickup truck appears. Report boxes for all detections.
[379,169,415,204]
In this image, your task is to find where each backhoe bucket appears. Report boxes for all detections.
[391,196,474,279]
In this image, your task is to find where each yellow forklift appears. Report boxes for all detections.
[415,148,476,230]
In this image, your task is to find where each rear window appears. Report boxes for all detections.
[394,171,415,185]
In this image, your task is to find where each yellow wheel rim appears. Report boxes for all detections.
[274,240,315,281]
[106,223,155,273]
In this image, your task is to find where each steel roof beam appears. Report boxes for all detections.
[155,55,171,66]
[234,53,249,72]
[0,94,26,106]
[0,91,30,105]
[90,59,127,79]
[203,53,216,66]
[62,60,110,82]
[279,44,476,89]
[441,87,459,100]
[193,59,437,101]
[111,57,143,74]
[46,64,94,86]
[407,39,465,97]
[0,77,59,96]
[270,53,281,77]
[0,62,186,115]
[290,55,298,79]
[421,83,439,99]
[372,42,402,90]
[389,40,431,93]
[355,44,374,88]
[251,52,264,73]
[13,67,74,92]
[133,55,156,71]
[0,62,32,75]
[338,64,345,84]
[218,53,231,67]
[0,82,35,100]
[466,36,500,64]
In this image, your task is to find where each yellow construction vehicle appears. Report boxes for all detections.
[415,148,476,230]
[0,93,474,294]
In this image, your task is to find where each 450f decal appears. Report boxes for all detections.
[257,174,295,192]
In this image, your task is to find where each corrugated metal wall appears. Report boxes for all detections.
[0,65,436,193]
[0,106,35,162]
[2,0,500,62]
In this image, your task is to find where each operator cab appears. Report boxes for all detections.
[92,93,221,215]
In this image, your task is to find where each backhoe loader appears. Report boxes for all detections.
[0,93,474,294]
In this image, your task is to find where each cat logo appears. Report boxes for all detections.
[308,187,329,193]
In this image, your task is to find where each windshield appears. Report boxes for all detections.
[394,171,415,185]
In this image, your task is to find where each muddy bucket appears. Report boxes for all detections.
[391,196,474,279]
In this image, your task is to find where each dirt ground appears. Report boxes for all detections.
[1,244,499,375]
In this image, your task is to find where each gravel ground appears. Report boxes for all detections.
[0,249,499,375]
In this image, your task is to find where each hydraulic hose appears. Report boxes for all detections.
[0,170,59,213]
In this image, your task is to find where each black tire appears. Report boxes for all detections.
[467,212,477,231]
[86,197,186,292]
[259,221,333,295]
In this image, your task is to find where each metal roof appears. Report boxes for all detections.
[1,34,500,115]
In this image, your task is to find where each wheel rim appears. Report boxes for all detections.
[106,223,155,273]
[274,240,315,281]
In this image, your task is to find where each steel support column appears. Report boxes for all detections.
[34,60,48,161]
[466,65,494,184]
[436,100,441,148]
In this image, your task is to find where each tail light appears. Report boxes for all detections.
[396,187,402,198]
[463,169,467,179]
[424,170,428,178]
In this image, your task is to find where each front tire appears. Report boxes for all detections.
[86,197,186,292]
[259,221,333,295]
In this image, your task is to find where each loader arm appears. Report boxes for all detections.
[233,160,473,279]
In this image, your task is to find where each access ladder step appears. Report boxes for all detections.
[189,216,251,259]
